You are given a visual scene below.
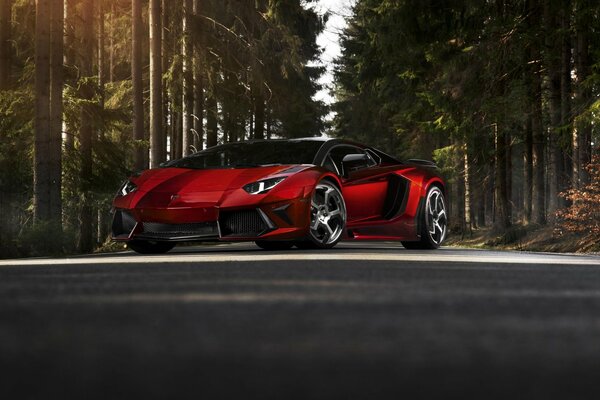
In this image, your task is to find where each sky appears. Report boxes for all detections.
[313,0,355,106]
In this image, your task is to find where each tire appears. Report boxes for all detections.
[402,186,447,250]
[255,241,294,251]
[305,180,347,249]
[127,240,176,254]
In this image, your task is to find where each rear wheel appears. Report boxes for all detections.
[402,186,447,250]
[255,241,294,251]
[127,240,176,254]
[305,181,347,249]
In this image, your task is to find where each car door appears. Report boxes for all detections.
[323,145,389,222]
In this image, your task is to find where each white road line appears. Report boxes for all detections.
[1,252,599,267]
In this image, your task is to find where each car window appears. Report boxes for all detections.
[325,145,368,176]
[322,154,340,175]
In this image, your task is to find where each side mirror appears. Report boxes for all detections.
[341,153,370,177]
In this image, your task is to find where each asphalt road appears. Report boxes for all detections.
[2,243,600,399]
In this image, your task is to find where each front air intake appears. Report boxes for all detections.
[112,209,137,239]
[219,209,272,237]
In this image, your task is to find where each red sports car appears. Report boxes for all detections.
[112,138,447,254]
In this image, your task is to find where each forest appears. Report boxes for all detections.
[0,0,598,257]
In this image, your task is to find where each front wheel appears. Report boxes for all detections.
[127,240,176,254]
[305,181,347,249]
[402,186,447,250]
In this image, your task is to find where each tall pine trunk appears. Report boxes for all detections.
[574,0,592,187]
[193,0,203,151]
[206,90,218,148]
[560,0,572,205]
[544,0,562,218]
[49,0,63,226]
[131,0,145,171]
[34,0,51,222]
[0,0,11,89]
[78,0,95,252]
[254,93,265,139]
[149,0,163,168]
[529,0,546,225]
[181,0,193,156]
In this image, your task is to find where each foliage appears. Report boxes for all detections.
[556,154,600,238]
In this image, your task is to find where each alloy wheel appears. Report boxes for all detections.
[309,182,346,246]
[426,187,447,246]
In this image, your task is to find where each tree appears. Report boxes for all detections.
[131,0,144,171]
[149,0,163,168]
[78,0,95,252]
[0,0,11,89]
[181,0,193,155]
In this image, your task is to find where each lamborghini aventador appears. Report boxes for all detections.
[112,138,447,253]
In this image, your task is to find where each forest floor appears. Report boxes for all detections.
[448,224,599,254]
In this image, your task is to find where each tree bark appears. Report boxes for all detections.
[254,93,265,140]
[523,116,533,223]
[206,91,218,148]
[463,144,472,233]
[529,0,546,225]
[560,0,572,205]
[34,0,51,222]
[574,0,591,186]
[49,0,63,223]
[494,123,511,231]
[78,0,95,252]
[63,0,75,150]
[193,0,203,151]
[132,0,145,171]
[0,0,11,89]
[181,0,193,156]
[543,0,562,218]
[149,0,163,168]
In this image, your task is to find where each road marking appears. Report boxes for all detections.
[1,252,599,267]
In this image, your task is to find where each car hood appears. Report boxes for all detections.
[134,165,302,193]
[128,165,309,209]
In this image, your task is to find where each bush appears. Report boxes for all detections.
[556,154,600,247]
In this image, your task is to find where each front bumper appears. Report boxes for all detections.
[112,202,307,242]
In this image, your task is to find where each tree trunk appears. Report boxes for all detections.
[162,0,170,158]
[0,0,11,89]
[254,93,265,140]
[149,0,163,168]
[574,0,591,186]
[181,0,193,156]
[463,144,472,233]
[529,0,546,225]
[49,0,63,224]
[109,1,114,82]
[523,116,533,223]
[132,0,145,171]
[544,0,562,218]
[560,0,572,206]
[63,0,75,150]
[206,92,218,148]
[494,123,510,231]
[78,0,95,252]
[193,0,203,151]
[34,0,51,222]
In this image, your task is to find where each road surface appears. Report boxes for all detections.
[2,242,600,399]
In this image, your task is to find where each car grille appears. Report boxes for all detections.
[219,209,271,237]
[140,222,219,239]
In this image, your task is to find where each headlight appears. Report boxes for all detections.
[243,177,286,195]
[118,180,137,197]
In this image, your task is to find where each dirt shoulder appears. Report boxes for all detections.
[447,225,599,254]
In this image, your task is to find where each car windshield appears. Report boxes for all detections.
[164,140,324,170]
